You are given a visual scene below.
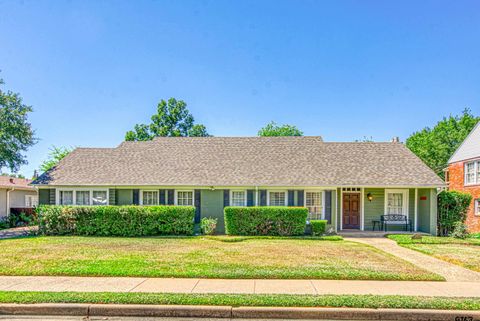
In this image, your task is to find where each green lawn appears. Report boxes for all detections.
[0,236,442,280]
[388,235,480,272]
[0,291,478,310]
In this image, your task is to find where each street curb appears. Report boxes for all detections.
[0,303,89,316]
[0,303,479,320]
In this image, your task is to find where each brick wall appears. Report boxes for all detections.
[448,161,480,232]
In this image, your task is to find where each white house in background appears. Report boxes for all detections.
[0,177,38,218]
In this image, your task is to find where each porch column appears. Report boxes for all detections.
[414,188,418,231]
[360,187,365,231]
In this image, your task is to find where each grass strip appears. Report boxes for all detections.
[0,291,478,310]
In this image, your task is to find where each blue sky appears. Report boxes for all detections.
[0,0,479,177]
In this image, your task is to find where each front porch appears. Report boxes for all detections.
[331,187,438,235]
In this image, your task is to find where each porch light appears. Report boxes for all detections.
[367,193,373,202]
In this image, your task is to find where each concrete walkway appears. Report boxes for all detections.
[0,276,479,297]
[346,237,480,282]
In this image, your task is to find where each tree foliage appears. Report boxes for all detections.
[125,98,210,141]
[39,146,73,173]
[406,109,479,178]
[257,121,303,137]
[437,190,472,236]
[0,78,36,173]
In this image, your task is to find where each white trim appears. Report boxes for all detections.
[384,189,409,216]
[414,188,418,231]
[230,190,247,207]
[174,190,195,206]
[56,188,109,206]
[464,160,480,186]
[139,190,160,206]
[267,190,288,206]
[339,191,342,230]
[475,199,480,216]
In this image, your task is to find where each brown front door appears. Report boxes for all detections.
[343,193,360,229]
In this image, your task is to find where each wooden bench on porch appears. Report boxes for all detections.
[380,214,412,232]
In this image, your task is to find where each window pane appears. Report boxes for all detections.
[477,162,480,184]
[269,192,286,206]
[76,191,90,205]
[177,191,193,206]
[306,192,323,220]
[476,199,480,216]
[466,162,476,184]
[92,191,107,205]
[387,193,403,215]
[142,191,158,205]
[60,191,73,205]
[231,191,246,206]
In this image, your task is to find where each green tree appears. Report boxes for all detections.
[258,121,303,137]
[0,78,36,172]
[406,109,479,179]
[0,173,25,179]
[125,98,210,141]
[39,146,73,173]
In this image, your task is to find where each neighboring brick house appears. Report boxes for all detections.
[447,122,480,232]
[32,136,443,234]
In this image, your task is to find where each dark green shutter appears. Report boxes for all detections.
[109,189,116,205]
[167,190,174,205]
[133,189,139,205]
[223,189,230,207]
[288,190,295,206]
[259,190,267,206]
[49,189,56,205]
[194,190,201,223]
[325,191,332,224]
[297,190,304,206]
[247,190,254,206]
[159,189,166,205]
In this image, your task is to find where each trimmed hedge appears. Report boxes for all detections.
[310,220,328,236]
[37,205,195,236]
[224,206,308,236]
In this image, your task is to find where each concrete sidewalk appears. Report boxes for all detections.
[0,276,479,297]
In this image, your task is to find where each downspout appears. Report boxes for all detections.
[255,186,259,206]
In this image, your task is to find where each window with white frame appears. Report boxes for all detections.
[141,190,159,205]
[305,191,323,220]
[59,190,74,205]
[76,191,90,205]
[177,191,193,206]
[231,190,246,206]
[475,199,480,216]
[268,191,286,206]
[25,195,38,208]
[92,191,108,205]
[385,190,408,215]
[57,189,108,206]
[465,160,480,185]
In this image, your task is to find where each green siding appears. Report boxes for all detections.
[201,189,225,234]
[49,189,56,205]
[408,188,415,224]
[363,188,385,230]
[417,188,438,235]
[39,189,50,205]
[116,189,133,205]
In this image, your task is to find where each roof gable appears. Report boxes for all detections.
[449,122,480,164]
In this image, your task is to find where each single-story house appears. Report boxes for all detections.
[0,176,38,218]
[32,136,443,234]
[446,122,480,232]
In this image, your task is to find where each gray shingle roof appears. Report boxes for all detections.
[33,136,444,187]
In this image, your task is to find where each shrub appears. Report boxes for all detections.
[37,205,195,236]
[310,220,328,236]
[224,206,308,236]
[451,221,469,239]
[437,191,472,236]
[201,217,218,235]
[9,208,37,227]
